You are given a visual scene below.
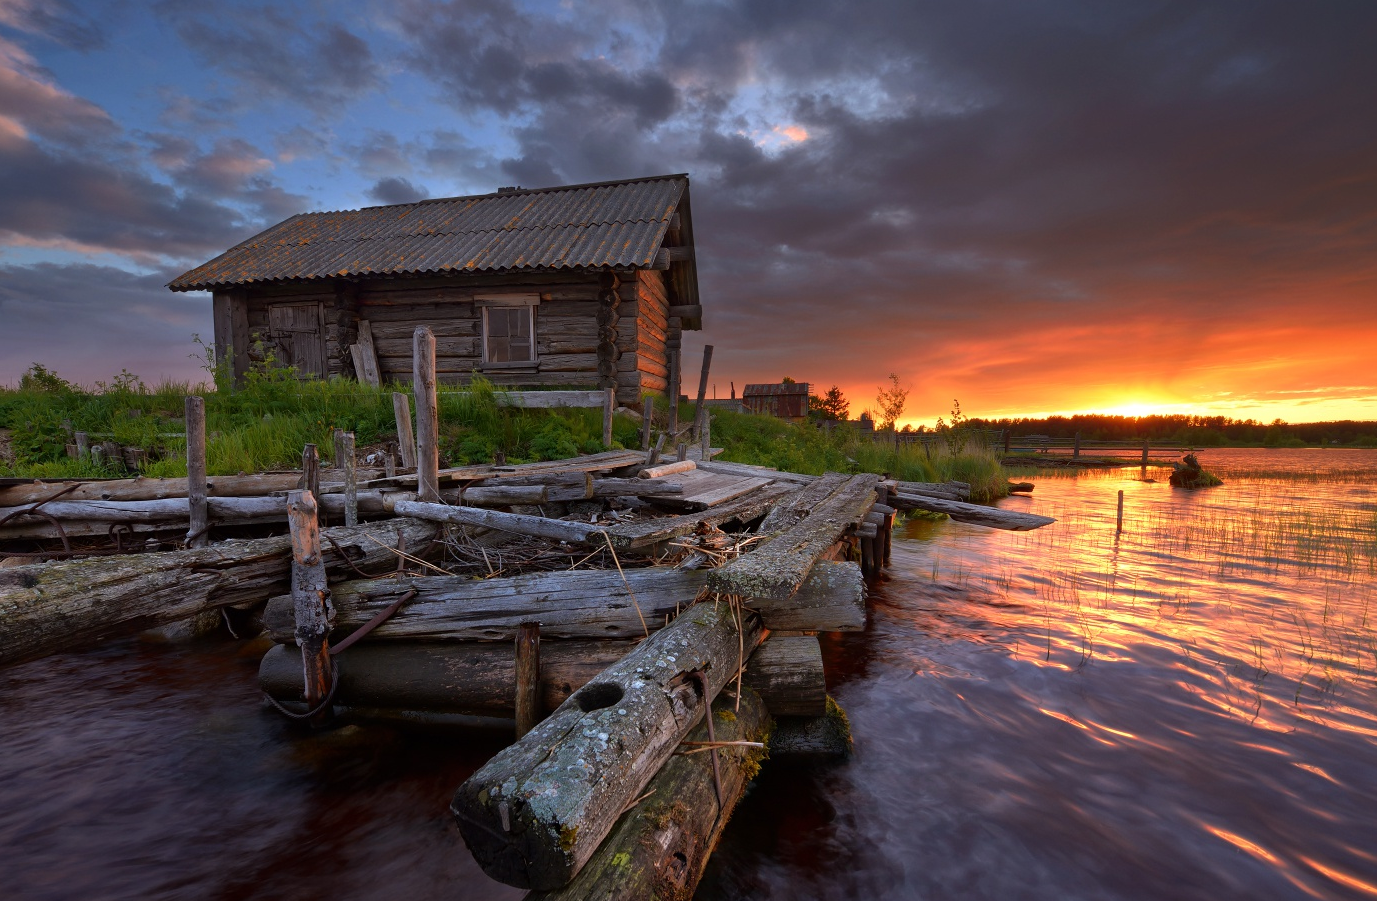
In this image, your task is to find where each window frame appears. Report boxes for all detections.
[476,294,539,369]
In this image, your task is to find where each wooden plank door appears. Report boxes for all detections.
[268,302,327,378]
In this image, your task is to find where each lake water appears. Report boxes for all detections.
[3,448,1375,899]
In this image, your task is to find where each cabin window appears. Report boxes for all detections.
[477,295,539,368]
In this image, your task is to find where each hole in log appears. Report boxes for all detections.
[574,682,624,712]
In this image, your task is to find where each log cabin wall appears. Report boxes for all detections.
[238,270,659,405]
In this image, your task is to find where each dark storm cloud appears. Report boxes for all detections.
[0,262,211,384]
[367,176,428,205]
[391,0,1377,406]
[157,3,381,113]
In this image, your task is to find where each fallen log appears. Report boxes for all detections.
[0,472,382,507]
[455,485,549,506]
[451,601,764,890]
[709,473,879,600]
[743,635,827,716]
[604,482,796,550]
[694,460,815,484]
[0,517,438,669]
[392,500,607,544]
[261,561,866,644]
[640,459,696,479]
[756,471,851,534]
[526,688,771,901]
[895,479,971,501]
[890,493,1055,531]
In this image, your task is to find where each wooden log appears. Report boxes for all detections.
[605,481,795,550]
[0,473,383,507]
[493,390,603,409]
[589,478,683,498]
[640,459,695,479]
[0,518,438,670]
[259,640,626,716]
[414,327,440,503]
[757,472,850,534]
[525,689,770,901]
[392,500,606,544]
[262,561,865,644]
[515,623,541,739]
[341,431,358,527]
[889,493,1056,531]
[301,444,320,506]
[709,474,880,600]
[742,635,826,716]
[185,396,208,548]
[666,304,703,320]
[393,392,417,469]
[695,460,815,485]
[892,480,969,501]
[456,485,549,506]
[450,600,764,890]
[288,490,334,712]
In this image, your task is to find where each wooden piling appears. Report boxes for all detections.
[288,490,333,721]
[1073,431,1081,460]
[1116,489,1124,536]
[341,431,358,527]
[300,444,320,502]
[1141,439,1149,478]
[184,396,208,548]
[413,327,440,504]
[515,622,541,739]
[677,442,688,462]
[1003,430,1011,454]
[602,386,615,448]
[692,344,713,442]
[393,392,417,470]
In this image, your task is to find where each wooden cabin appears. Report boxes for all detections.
[742,382,812,422]
[168,174,703,405]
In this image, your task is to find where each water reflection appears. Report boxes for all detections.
[702,451,1377,900]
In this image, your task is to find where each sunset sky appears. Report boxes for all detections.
[1,0,1374,427]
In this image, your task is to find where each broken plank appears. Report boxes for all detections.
[891,493,1056,531]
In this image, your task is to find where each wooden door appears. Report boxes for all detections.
[268,303,327,378]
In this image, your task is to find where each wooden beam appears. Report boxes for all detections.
[184,396,208,548]
[890,493,1056,531]
[393,392,417,470]
[391,499,607,544]
[450,600,763,890]
[414,327,440,503]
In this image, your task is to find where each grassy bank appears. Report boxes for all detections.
[0,368,1007,501]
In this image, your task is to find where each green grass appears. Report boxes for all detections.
[1,365,1007,498]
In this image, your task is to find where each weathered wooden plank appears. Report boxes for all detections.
[708,473,880,600]
[414,327,440,503]
[0,518,438,670]
[890,493,1056,531]
[742,635,826,716]
[494,390,604,409]
[695,460,816,484]
[392,500,607,544]
[354,320,382,386]
[261,561,865,644]
[451,601,764,890]
[604,481,795,550]
[525,689,770,901]
[757,471,851,534]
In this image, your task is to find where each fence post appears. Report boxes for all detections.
[288,489,333,723]
[341,431,357,527]
[1116,489,1125,536]
[185,396,208,548]
[692,345,714,442]
[393,392,417,470]
[413,326,440,504]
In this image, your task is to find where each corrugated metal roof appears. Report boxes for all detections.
[169,175,689,291]
[743,383,812,396]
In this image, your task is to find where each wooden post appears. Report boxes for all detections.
[341,431,358,527]
[75,431,90,462]
[1141,439,1150,479]
[288,490,333,721]
[1004,430,1011,454]
[701,412,711,460]
[1073,431,1081,460]
[1116,489,1124,536]
[692,344,713,442]
[393,392,417,470]
[677,442,688,462]
[515,622,541,739]
[648,432,665,466]
[666,325,682,436]
[876,483,893,568]
[413,327,440,504]
[301,444,320,503]
[384,445,397,479]
[184,396,208,548]
[602,386,615,448]
[641,397,653,451]
[332,428,346,470]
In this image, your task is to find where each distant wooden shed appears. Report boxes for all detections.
[742,383,811,422]
[168,174,702,405]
